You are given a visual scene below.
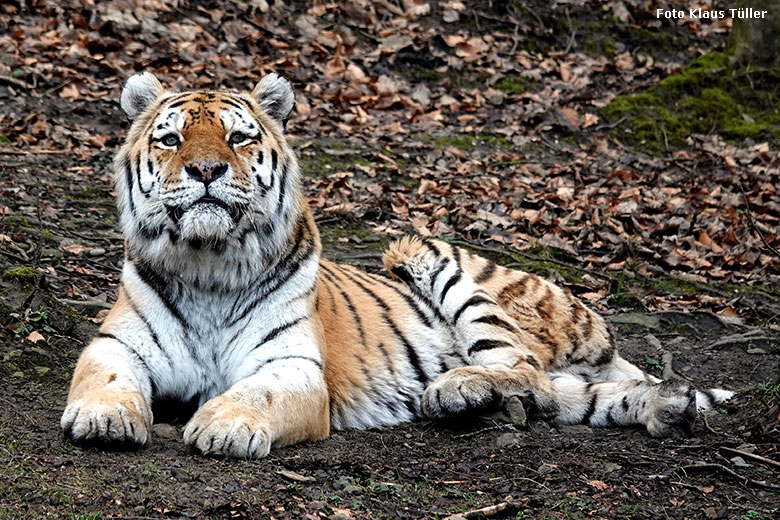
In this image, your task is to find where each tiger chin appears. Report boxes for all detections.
[61,73,733,458]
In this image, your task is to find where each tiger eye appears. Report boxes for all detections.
[161,134,180,147]
[229,132,248,145]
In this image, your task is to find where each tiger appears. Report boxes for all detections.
[60,72,733,458]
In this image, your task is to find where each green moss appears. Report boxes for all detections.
[297,144,376,178]
[603,50,780,153]
[494,77,526,95]
[419,70,444,82]
[2,267,37,280]
[583,38,617,59]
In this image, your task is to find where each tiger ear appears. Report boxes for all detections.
[251,73,295,129]
[120,72,164,120]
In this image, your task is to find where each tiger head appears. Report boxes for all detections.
[114,73,304,284]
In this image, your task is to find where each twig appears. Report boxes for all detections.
[442,502,517,520]
[594,116,628,131]
[452,424,509,439]
[739,183,780,259]
[698,411,721,435]
[563,8,576,54]
[720,447,780,470]
[0,74,30,89]
[678,463,780,490]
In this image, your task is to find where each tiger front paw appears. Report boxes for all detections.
[61,389,152,446]
[183,395,271,459]
[422,367,502,419]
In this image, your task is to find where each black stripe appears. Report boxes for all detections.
[123,156,136,217]
[471,314,517,333]
[324,265,428,386]
[254,355,321,374]
[220,98,245,111]
[438,246,462,304]
[226,217,316,327]
[606,404,617,426]
[422,239,441,256]
[453,295,491,324]
[439,271,461,304]
[254,317,306,351]
[582,393,598,425]
[468,339,514,356]
[429,260,448,291]
[347,268,439,328]
[166,97,192,110]
[321,278,337,314]
[123,288,178,370]
[275,163,289,214]
[621,396,630,412]
[271,149,278,172]
[524,355,540,370]
[700,389,716,409]
[132,261,188,330]
[474,261,497,284]
[320,270,367,347]
[593,342,616,366]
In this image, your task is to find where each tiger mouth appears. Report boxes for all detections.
[167,197,243,225]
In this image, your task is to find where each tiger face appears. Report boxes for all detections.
[117,73,297,248]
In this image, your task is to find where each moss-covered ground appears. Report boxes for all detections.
[603,50,780,153]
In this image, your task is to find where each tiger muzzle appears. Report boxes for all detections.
[185,162,227,186]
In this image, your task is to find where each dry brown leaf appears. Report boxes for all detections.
[25,330,46,343]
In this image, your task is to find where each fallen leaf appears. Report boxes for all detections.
[26,330,46,343]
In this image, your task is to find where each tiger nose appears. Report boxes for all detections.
[185,162,227,186]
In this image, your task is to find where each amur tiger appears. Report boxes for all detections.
[61,73,733,458]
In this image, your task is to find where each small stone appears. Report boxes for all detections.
[645,334,663,351]
[730,456,751,468]
[607,313,661,330]
[603,462,622,473]
[152,423,179,440]
[329,514,351,520]
[88,248,106,257]
[502,395,527,426]
[747,347,767,354]
[495,433,523,448]
[171,468,190,482]
[537,463,556,475]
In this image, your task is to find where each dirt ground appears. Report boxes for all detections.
[1,1,779,519]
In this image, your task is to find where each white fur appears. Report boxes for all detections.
[120,72,164,120]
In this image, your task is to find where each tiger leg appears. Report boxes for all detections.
[182,358,329,459]
[596,354,733,411]
[61,335,153,445]
[383,237,558,419]
[549,374,701,437]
